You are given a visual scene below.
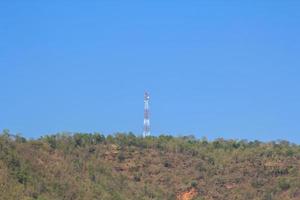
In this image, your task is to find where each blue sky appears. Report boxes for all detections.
[0,1,300,142]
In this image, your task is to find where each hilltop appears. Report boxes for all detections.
[0,131,300,200]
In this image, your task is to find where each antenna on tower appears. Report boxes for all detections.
[143,91,150,137]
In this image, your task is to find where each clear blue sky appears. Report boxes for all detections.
[1,1,299,142]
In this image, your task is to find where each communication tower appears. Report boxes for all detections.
[143,92,150,137]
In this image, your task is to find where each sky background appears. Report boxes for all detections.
[0,1,300,142]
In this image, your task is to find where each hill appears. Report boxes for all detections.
[0,130,300,200]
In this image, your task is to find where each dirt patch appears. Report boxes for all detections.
[177,188,198,200]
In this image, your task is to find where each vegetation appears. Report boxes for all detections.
[1,130,300,199]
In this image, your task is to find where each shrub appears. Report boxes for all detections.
[278,178,290,191]
[117,152,125,162]
[191,180,197,188]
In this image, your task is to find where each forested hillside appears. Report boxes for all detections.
[1,130,300,200]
